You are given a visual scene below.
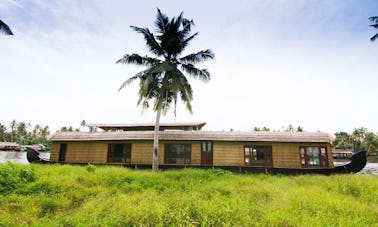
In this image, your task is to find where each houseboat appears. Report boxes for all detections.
[28,122,367,174]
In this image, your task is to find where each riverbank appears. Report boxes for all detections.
[0,163,377,226]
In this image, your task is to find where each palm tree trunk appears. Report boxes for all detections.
[152,104,162,172]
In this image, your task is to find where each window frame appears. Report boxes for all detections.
[107,143,132,163]
[300,146,328,168]
[201,141,213,153]
[244,145,272,167]
[164,144,191,165]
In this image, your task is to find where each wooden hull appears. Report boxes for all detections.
[27,148,367,174]
[26,147,50,164]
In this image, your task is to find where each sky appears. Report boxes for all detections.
[0,0,377,134]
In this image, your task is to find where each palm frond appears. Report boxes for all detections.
[131,26,164,56]
[369,16,378,23]
[118,74,140,91]
[171,12,184,34]
[180,64,211,81]
[369,16,378,42]
[181,18,194,37]
[0,19,13,35]
[150,61,174,74]
[179,32,198,53]
[180,49,215,64]
[371,33,378,41]
[116,54,161,66]
[155,8,169,34]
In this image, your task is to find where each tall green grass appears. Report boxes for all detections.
[0,163,377,226]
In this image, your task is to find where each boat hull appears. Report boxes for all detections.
[26,148,367,174]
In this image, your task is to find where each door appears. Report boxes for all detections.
[201,141,213,165]
[59,143,67,162]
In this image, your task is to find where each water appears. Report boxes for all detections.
[0,151,50,164]
[0,151,377,175]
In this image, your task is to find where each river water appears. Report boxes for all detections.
[0,151,377,175]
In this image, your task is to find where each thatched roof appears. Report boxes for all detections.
[51,130,333,143]
[86,122,206,131]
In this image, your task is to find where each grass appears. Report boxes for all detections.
[0,162,377,226]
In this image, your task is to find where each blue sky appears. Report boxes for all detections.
[0,0,377,133]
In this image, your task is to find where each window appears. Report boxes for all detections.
[59,143,67,162]
[165,144,191,164]
[300,146,328,167]
[201,141,213,165]
[244,146,272,166]
[201,141,212,152]
[107,144,131,163]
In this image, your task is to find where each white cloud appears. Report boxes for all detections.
[1,1,377,134]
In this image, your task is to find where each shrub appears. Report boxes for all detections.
[0,162,36,194]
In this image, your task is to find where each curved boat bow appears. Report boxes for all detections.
[26,147,50,163]
[333,150,367,173]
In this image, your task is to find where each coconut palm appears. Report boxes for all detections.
[80,120,87,131]
[0,19,13,35]
[116,9,214,172]
[351,127,367,152]
[369,16,378,41]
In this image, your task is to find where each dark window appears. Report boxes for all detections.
[300,146,328,167]
[59,143,67,162]
[108,144,131,163]
[244,145,272,166]
[165,144,191,164]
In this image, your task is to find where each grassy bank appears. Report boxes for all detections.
[0,163,377,226]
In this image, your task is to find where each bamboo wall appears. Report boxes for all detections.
[50,140,333,168]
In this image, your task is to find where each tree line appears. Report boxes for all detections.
[0,120,95,151]
[0,120,50,149]
[252,125,378,156]
[333,127,378,156]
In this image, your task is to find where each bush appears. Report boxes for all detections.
[0,162,36,194]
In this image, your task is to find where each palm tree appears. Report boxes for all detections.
[9,120,16,142]
[116,9,214,172]
[351,127,367,152]
[80,120,87,131]
[0,19,13,35]
[0,123,6,141]
[369,16,378,41]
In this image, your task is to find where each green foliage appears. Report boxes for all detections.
[85,163,97,173]
[0,164,377,226]
[333,128,378,155]
[0,162,36,194]
[117,9,214,114]
[0,120,50,149]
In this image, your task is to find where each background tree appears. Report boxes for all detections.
[369,16,378,41]
[253,126,270,131]
[9,120,16,142]
[333,132,353,150]
[0,124,6,141]
[351,127,367,152]
[80,120,87,131]
[361,132,378,154]
[0,121,51,150]
[117,9,214,172]
[0,19,13,35]
[283,124,304,132]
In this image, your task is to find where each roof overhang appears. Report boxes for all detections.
[86,122,206,131]
[51,131,333,143]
